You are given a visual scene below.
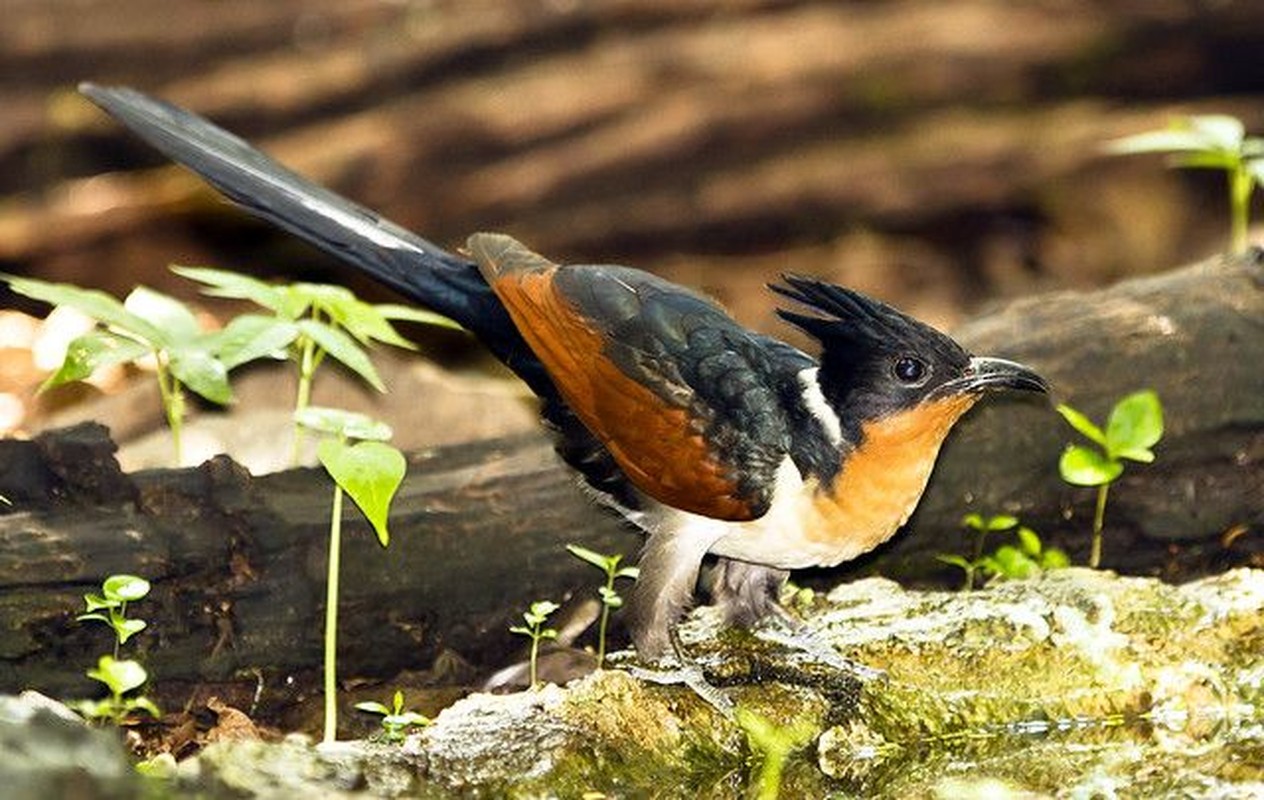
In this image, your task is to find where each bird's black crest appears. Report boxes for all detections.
[770,274,950,352]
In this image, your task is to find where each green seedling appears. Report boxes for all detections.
[0,275,282,464]
[1058,390,1164,568]
[77,655,160,725]
[1108,114,1264,253]
[74,575,159,724]
[939,515,1067,589]
[980,525,1069,581]
[510,600,560,690]
[298,406,407,743]
[735,707,817,800]
[174,267,456,463]
[565,545,639,669]
[78,574,151,657]
[355,689,431,742]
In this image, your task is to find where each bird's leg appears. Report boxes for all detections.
[707,558,793,629]
[625,528,723,659]
[710,558,885,683]
[618,528,737,714]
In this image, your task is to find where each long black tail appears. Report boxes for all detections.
[78,83,555,398]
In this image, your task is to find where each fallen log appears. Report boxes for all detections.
[0,252,1260,714]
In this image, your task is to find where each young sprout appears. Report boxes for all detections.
[1058,390,1164,568]
[174,267,456,464]
[75,574,159,724]
[297,407,407,743]
[354,689,431,742]
[0,276,278,464]
[510,600,560,690]
[78,655,161,725]
[78,574,151,657]
[938,515,1067,589]
[565,545,639,669]
[1108,114,1264,254]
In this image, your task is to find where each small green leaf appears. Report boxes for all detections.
[168,346,233,405]
[103,575,150,603]
[990,545,1038,579]
[376,304,462,331]
[355,701,391,716]
[317,439,406,547]
[1105,390,1163,461]
[83,592,119,612]
[297,319,385,392]
[295,407,393,441]
[327,296,415,349]
[566,544,615,571]
[172,266,290,315]
[1056,404,1107,448]
[87,656,148,696]
[1059,445,1123,487]
[1105,128,1212,155]
[961,513,984,531]
[41,332,149,391]
[1,275,163,343]
[1016,526,1042,557]
[1041,548,1071,570]
[210,314,299,369]
[130,696,161,718]
[598,586,623,608]
[616,566,640,580]
[123,286,201,345]
[1188,114,1246,151]
[986,514,1019,532]
[77,612,114,625]
[936,554,974,570]
[115,618,147,645]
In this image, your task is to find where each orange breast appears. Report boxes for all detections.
[804,395,978,555]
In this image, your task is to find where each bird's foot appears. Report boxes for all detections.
[608,625,736,716]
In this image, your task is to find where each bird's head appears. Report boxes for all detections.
[772,275,1049,442]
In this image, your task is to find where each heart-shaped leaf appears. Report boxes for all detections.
[1105,389,1163,462]
[87,656,148,696]
[1059,444,1123,486]
[103,574,151,603]
[317,439,405,547]
[115,618,148,645]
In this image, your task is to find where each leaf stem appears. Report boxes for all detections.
[528,627,540,689]
[323,481,344,744]
[154,355,184,466]
[292,336,317,466]
[1230,164,1253,254]
[596,578,612,669]
[1090,482,1110,569]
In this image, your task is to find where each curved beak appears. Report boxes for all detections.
[935,356,1050,397]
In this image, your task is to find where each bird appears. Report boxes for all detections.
[78,84,1050,660]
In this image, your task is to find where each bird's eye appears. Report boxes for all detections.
[893,356,927,384]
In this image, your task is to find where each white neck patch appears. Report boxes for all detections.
[798,367,843,446]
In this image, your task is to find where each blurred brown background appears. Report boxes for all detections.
[2,0,1262,333]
